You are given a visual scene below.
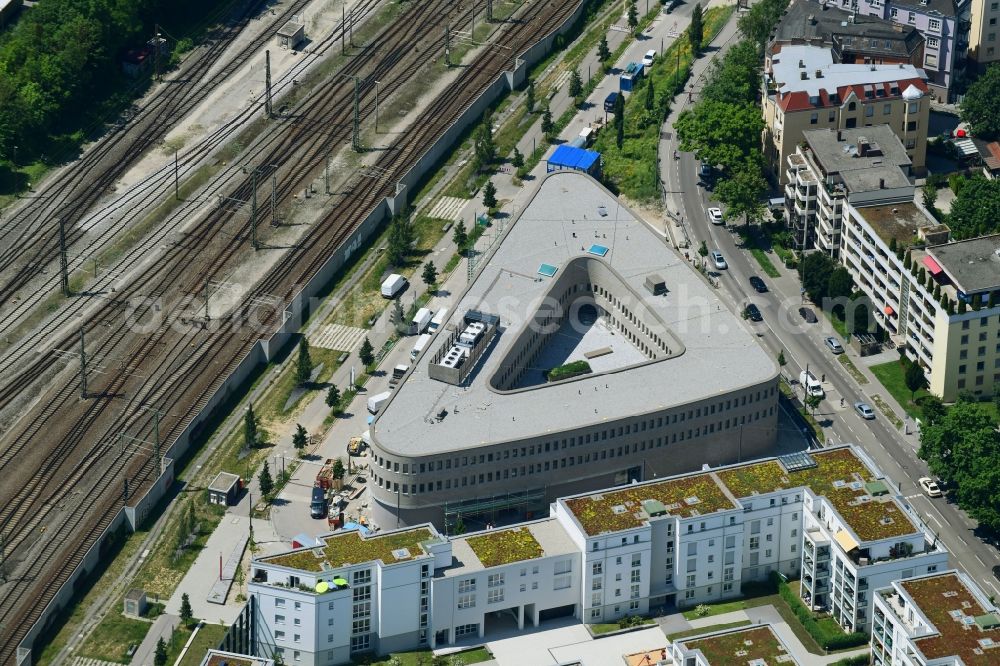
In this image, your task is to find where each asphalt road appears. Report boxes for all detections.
[657,17,1000,597]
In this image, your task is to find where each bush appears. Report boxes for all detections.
[830,655,870,666]
[776,575,867,650]
[545,360,592,382]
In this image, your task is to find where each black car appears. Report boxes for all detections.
[745,304,763,322]
[604,92,619,113]
[749,276,768,293]
[798,307,818,323]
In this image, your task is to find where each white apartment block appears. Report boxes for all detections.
[785,126,914,254]
[246,446,947,664]
[872,569,1000,665]
[668,624,802,666]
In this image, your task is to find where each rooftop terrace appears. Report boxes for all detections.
[260,527,436,572]
[897,572,1000,666]
[442,517,578,576]
[718,448,916,541]
[465,527,544,567]
[563,447,917,541]
[680,625,796,665]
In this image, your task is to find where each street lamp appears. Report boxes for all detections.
[375,80,381,133]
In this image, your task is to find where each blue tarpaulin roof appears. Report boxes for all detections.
[548,145,600,171]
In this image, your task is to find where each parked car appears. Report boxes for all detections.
[707,207,724,225]
[825,337,845,354]
[710,250,727,270]
[699,161,713,179]
[745,304,763,322]
[854,401,875,420]
[798,307,818,323]
[603,92,619,113]
[749,276,767,293]
[918,477,943,497]
[641,49,656,67]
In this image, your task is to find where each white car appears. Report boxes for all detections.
[642,50,656,67]
[919,477,943,497]
[710,250,727,270]
[708,207,724,225]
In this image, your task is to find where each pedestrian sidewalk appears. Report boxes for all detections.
[129,614,178,666]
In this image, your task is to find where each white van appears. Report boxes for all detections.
[799,370,825,398]
[410,333,432,360]
[410,307,432,335]
[429,307,449,333]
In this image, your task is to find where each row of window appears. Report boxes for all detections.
[373,389,778,475]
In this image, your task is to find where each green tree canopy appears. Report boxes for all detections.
[569,70,583,102]
[482,180,498,210]
[386,213,414,265]
[919,401,1000,531]
[689,3,704,54]
[422,261,438,287]
[180,593,193,626]
[598,35,611,66]
[258,460,274,498]
[798,250,837,303]
[525,79,535,112]
[244,403,258,451]
[358,337,375,367]
[947,176,1000,239]
[904,361,926,398]
[702,40,761,105]
[511,146,524,168]
[452,219,468,249]
[827,267,854,301]
[541,105,555,138]
[960,63,1000,140]
[293,423,308,451]
[675,100,764,173]
[325,384,341,409]
[295,337,313,385]
[715,159,766,225]
[738,0,790,46]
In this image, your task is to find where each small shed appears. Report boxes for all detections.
[208,472,241,506]
[277,20,305,50]
[123,589,147,618]
[546,145,602,178]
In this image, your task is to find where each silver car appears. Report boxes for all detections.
[825,337,844,354]
[710,250,727,270]
[854,401,875,419]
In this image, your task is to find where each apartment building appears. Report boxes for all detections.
[763,44,929,183]
[871,570,1000,665]
[770,0,925,68]
[833,0,966,95]
[967,0,1000,67]
[669,625,802,666]
[246,447,945,664]
[785,126,914,253]
[839,194,1000,399]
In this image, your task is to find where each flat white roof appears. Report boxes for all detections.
[771,45,925,98]
[371,172,776,457]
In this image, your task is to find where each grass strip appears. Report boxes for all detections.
[870,394,903,429]
[750,247,781,278]
[838,354,869,385]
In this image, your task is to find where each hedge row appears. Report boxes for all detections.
[776,575,868,651]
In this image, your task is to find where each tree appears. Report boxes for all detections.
[715,160,766,226]
[452,219,468,250]
[920,395,946,426]
[922,183,938,211]
[244,403,258,450]
[919,401,1000,531]
[332,458,346,481]
[698,240,708,257]
[258,460,274,498]
[737,0,788,45]
[827,267,854,301]
[644,76,655,113]
[422,261,438,287]
[804,393,822,415]
[598,35,611,67]
[358,337,375,367]
[689,3,704,55]
[613,92,625,149]
[627,1,639,32]
[482,179,498,210]
[325,384,341,409]
[386,213,414,265]
[511,146,524,168]
[293,423,308,452]
[474,111,496,167]
[568,70,583,103]
[702,40,761,105]
[798,251,837,303]
[180,593,193,627]
[390,298,406,334]
[541,105,555,139]
[904,361,926,399]
[961,63,1000,140]
[675,100,764,174]
[154,638,167,666]
[777,349,786,367]
[947,177,1000,240]
[295,337,313,386]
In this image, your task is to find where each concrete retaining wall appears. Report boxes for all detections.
[18,2,589,661]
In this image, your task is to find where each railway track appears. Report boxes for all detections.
[0,0,582,661]
[0,0,315,312]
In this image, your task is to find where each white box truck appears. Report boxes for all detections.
[410,333,432,360]
[410,307,432,335]
[367,390,392,414]
[381,274,407,298]
[799,370,825,398]
[429,307,449,333]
